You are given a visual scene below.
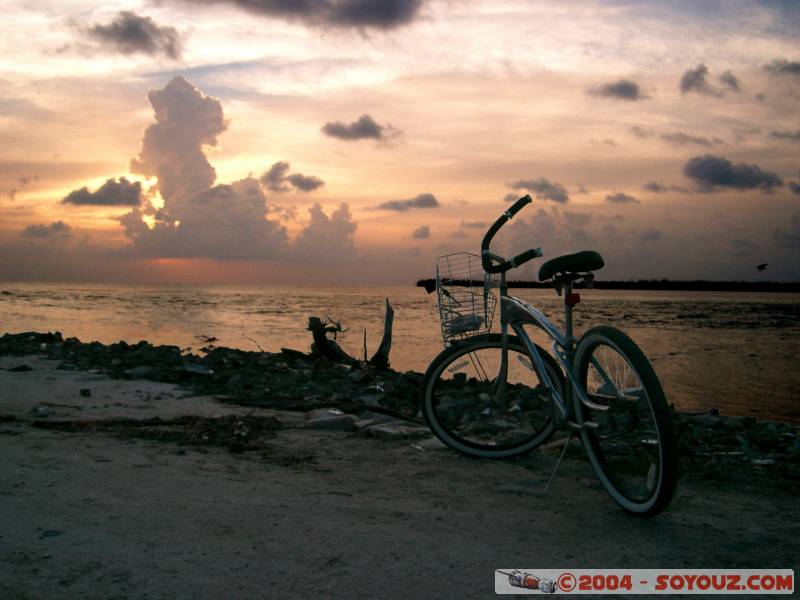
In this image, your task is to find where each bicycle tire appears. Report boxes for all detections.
[421,334,563,458]
[574,326,677,516]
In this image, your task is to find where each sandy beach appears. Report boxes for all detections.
[1,349,798,599]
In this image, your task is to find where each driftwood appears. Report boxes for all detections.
[307,298,394,368]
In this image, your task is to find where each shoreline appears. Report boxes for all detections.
[1,330,798,482]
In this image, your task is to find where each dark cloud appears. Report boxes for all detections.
[789,180,800,196]
[719,70,741,92]
[184,0,424,30]
[63,177,142,206]
[258,162,324,193]
[508,177,569,203]
[733,127,761,142]
[287,172,324,192]
[502,192,518,203]
[588,79,647,101]
[577,184,589,194]
[661,132,722,147]
[321,114,399,141]
[628,125,655,139]
[770,129,800,141]
[680,64,723,97]
[643,181,669,193]
[86,11,181,59]
[605,192,640,204]
[22,221,72,239]
[563,211,591,227]
[683,154,784,192]
[411,225,430,239]
[764,59,800,77]
[774,211,800,247]
[260,161,291,192]
[450,229,467,239]
[375,193,439,211]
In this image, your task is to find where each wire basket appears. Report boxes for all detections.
[436,252,497,344]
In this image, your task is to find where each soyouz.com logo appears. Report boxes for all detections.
[494,569,794,594]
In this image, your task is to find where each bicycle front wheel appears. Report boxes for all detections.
[421,334,563,459]
[574,326,677,516]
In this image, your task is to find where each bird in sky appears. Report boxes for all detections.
[756,263,768,271]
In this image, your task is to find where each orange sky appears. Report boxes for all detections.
[1,0,799,283]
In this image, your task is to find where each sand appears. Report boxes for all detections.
[1,356,798,599]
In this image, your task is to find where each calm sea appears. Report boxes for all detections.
[1,282,799,424]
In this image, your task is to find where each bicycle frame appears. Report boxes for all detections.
[492,271,609,429]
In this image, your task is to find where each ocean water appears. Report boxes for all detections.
[1,282,799,424]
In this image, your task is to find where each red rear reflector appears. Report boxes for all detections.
[566,292,581,306]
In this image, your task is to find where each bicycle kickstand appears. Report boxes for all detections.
[542,431,576,497]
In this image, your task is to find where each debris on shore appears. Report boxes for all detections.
[1,330,798,482]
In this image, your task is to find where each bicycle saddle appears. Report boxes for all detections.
[538,250,605,282]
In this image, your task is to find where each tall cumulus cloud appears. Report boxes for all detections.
[121,77,355,261]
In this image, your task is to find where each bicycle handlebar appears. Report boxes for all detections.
[480,194,541,274]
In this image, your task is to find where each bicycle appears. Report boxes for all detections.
[420,194,677,516]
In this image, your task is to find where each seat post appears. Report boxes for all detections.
[563,280,574,348]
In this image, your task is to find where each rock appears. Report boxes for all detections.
[365,423,431,441]
[79,388,91,397]
[124,366,155,379]
[413,436,448,450]
[354,413,398,431]
[304,414,358,432]
[8,364,33,372]
[306,408,345,420]
[181,364,214,376]
[30,406,49,418]
[357,392,387,407]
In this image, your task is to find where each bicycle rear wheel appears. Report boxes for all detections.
[574,326,677,516]
[421,334,563,458]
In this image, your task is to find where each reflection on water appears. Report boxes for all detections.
[1,283,798,423]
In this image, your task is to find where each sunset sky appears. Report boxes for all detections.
[1,0,799,284]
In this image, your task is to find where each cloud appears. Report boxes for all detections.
[260,161,290,192]
[719,70,741,92]
[770,129,800,141]
[130,76,226,201]
[588,79,647,101]
[121,78,289,259]
[286,172,324,192]
[291,203,357,260]
[629,126,655,139]
[182,0,424,30]
[680,64,723,97]
[86,11,181,59]
[508,177,569,203]
[605,192,640,204]
[642,181,691,194]
[789,180,800,196]
[411,225,430,239]
[683,154,784,192]
[375,192,439,211]
[764,59,800,77]
[22,221,72,239]
[643,181,669,193]
[461,220,486,229]
[62,177,142,206]
[259,161,325,193]
[321,114,399,141]
[660,132,722,147]
[774,211,800,247]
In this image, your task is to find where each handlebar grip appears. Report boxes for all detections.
[509,247,542,268]
[505,194,532,218]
